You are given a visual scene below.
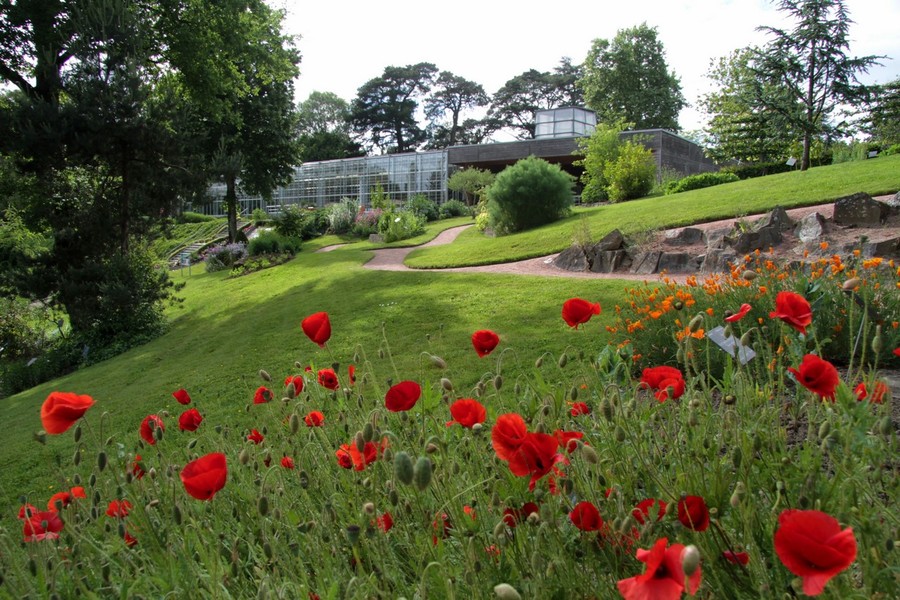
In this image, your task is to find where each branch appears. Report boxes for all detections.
[0,59,34,96]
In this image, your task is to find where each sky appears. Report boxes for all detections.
[274,0,899,138]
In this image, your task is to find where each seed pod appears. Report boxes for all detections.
[394,452,414,486]
[732,446,742,469]
[688,314,704,333]
[441,378,453,391]
[558,354,568,368]
[173,504,182,526]
[872,325,883,354]
[681,545,701,577]
[724,394,736,405]
[842,277,860,291]
[580,444,599,465]
[742,269,757,281]
[354,431,365,453]
[730,481,746,507]
[493,584,522,600]
[258,496,269,517]
[97,451,107,472]
[534,356,543,368]
[430,355,448,369]
[259,369,272,382]
[493,375,503,390]
[818,421,831,439]
[601,398,614,422]
[363,422,375,443]
[615,426,626,443]
[413,457,432,491]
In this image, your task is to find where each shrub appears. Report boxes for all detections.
[0,297,54,361]
[179,211,216,223]
[378,210,426,243]
[272,205,305,238]
[251,208,270,225]
[352,209,382,238]
[248,231,302,256]
[327,198,359,235]
[882,143,900,156]
[720,161,795,180]
[605,141,656,202]
[439,199,470,219]
[664,171,740,195]
[474,211,490,232]
[831,141,870,164]
[204,242,247,272]
[485,156,574,235]
[406,194,439,222]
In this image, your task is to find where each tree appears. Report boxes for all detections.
[754,0,883,170]
[424,71,488,148]
[862,78,900,147]
[487,58,583,139]
[579,23,686,131]
[447,168,495,206]
[296,91,362,162]
[350,63,437,154]
[698,49,797,164]
[486,157,573,234]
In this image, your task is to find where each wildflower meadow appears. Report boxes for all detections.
[2,249,899,599]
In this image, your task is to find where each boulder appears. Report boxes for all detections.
[554,246,589,272]
[368,234,384,243]
[656,252,696,273]
[725,225,782,253]
[795,212,826,242]
[705,227,732,251]
[861,235,900,258]
[589,250,629,273]
[756,206,795,233]
[629,251,661,275]
[700,250,737,273]
[594,229,625,251]
[833,192,889,226]
[663,227,705,246]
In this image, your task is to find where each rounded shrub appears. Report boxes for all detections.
[485,156,574,235]
[664,171,740,195]
[327,198,359,235]
[438,199,470,219]
[605,141,656,202]
[406,194,439,222]
[248,231,302,256]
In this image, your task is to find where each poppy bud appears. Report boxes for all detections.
[739,328,755,348]
[558,354,568,368]
[354,431,365,453]
[394,452,415,486]
[155,426,164,442]
[872,325,883,354]
[615,426,626,443]
[817,421,831,439]
[534,356,544,368]
[441,378,453,391]
[723,324,733,339]
[379,349,385,359]
[363,422,375,443]
[688,411,699,427]
[731,446,742,469]
[428,354,447,369]
[724,394,736,405]
[878,416,892,436]
[730,481,746,507]
[472,423,483,435]
[257,496,269,517]
[674,300,684,310]
[389,489,399,506]
[299,470,309,489]
[600,398,614,421]
[493,375,503,390]
[842,277,860,291]
[581,444,599,465]
[681,545,701,577]
[742,269,757,281]
[363,502,375,515]
[689,314,704,333]
[259,369,271,382]
[173,503,182,525]
[413,457,432,491]
[493,584,522,600]
[676,348,684,362]
[426,443,439,454]
[97,451,107,472]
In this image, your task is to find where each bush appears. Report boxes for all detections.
[485,156,574,235]
[605,141,656,202]
[439,199,471,219]
[882,143,900,156]
[720,161,795,180]
[179,211,216,223]
[664,171,740,195]
[378,210,426,243]
[251,208,270,225]
[248,231,302,256]
[204,242,247,272]
[474,211,490,232]
[352,209,382,238]
[327,198,359,235]
[406,194,439,222]
[0,297,55,361]
[273,205,328,241]
[0,339,82,398]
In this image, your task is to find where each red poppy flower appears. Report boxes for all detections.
[471,329,500,357]
[374,512,393,532]
[140,414,164,445]
[508,431,562,490]
[553,429,585,453]
[633,498,668,525]
[18,504,37,520]
[617,537,702,600]
[491,413,528,461]
[502,502,540,527]
[464,505,477,521]
[569,402,591,416]
[47,491,73,512]
[769,291,812,335]
[317,368,339,390]
[284,375,304,395]
[640,366,686,402]
[894,347,900,357]
[178,408,203,432]
[247,429,264,444]
[432,512,452,545]
[348,364,356,385]
[854,381,888,403]
[335,439,383,471]
[253,386,273,404]
[106,499,133,518]
[787,354,840,401]
[722,550,750,565]
[304,411,325,427]
[22,510,64,542]
[774,509,857,596]
[446,398,486,428]
[301,311,331,347]
[131,455,145,479]
[172,388,191,405]
[724,303,752,323]
[40,391,95,435]
[180,453,227,501]
[281,456,295,469]
[569,501,603,532]
[384,380,422,412]
[677,495,710,531]
[562,298,602,329]
[124,531,138,547]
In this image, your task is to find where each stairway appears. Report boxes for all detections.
[168,221,251,269]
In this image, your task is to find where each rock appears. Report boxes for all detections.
[656,252,695,273]
[554,246,589,272]
[833,192,889,226]
[882,192,900,210]
[756,206,795,233]
[700,250,737,273]
[725,226,782,253]
[795,212,826,242]
[589,250,628,273]
[368,234,384,243]
[663,227,705,246]
[861,235,900,258]
[594,229,625,251]
[705,227,732,251]
[629,251,661,275]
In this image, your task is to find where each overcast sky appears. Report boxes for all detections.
[276,0,899,136]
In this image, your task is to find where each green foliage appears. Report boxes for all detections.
[486,156,574,235]
[830,140,870,164]
[204,243,248,273]
[405,194,439,222]
[248,231,302,256]
[272,205,328,241]
[664,171,740,194]
[327,199,359,235]
[864,78,900,146]
[474,211,490,231]
[0,298,56,361]
[438,199,471,219]
[179,211,217,223]
[447,168,495,206]
[882,143,900,156]
[0,341,82,399]
[378,210,426,243]
[424,71,489,148]
[579,23,686,131]
[604,140,656,202]
[250,208,269,224]
[720,161,796,180]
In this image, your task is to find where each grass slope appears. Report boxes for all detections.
[405,155,900,268]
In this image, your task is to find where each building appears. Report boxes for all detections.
[198,108,716,217]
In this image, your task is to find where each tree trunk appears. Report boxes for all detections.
[225,175,238,243]
[801,132,811,172]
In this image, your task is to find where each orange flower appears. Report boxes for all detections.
[819,241,829,251]
[649,310,663,320]
[705,308,714,316]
